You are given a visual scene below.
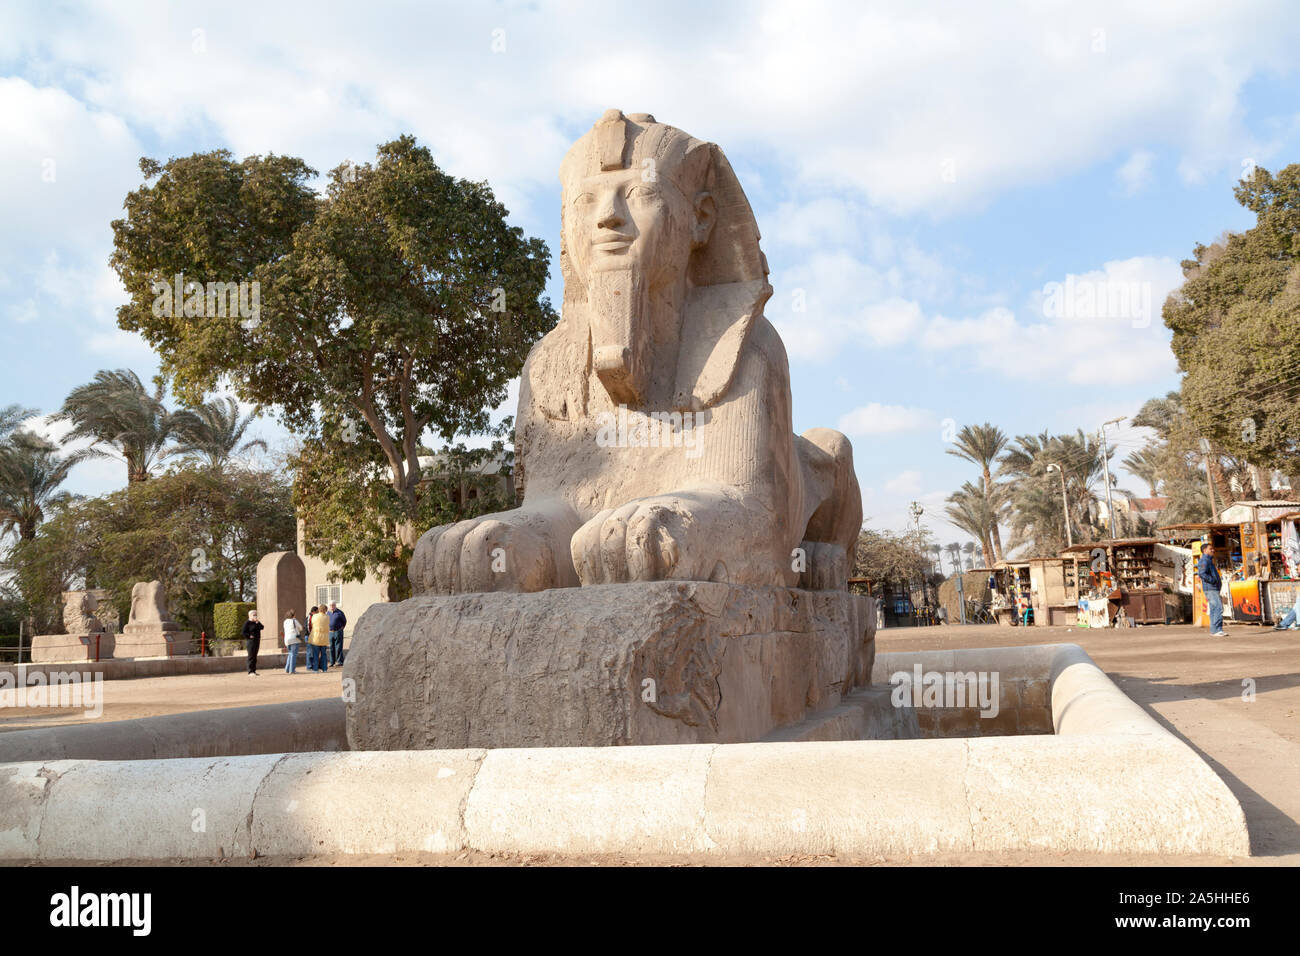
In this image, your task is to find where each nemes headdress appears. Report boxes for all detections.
[559,109,769,289]
[550,110,772,412]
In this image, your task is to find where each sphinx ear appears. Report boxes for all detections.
[691,191,717,249]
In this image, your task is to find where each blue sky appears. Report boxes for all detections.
[3,0,1298,549]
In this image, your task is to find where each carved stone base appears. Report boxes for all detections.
[29,632,114,663]
[113,630,192,659]
[344,582,876,750]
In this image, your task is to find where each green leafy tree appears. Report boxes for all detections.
[110,136,556,588]
[55,369,180,482]
[1163,164,1300,477]
[5,466,294,635]
[852,525,934,593]
[1131,392,1218,523]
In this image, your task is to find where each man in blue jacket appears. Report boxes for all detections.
[1198,543,1228,637]
[327,601,347,666]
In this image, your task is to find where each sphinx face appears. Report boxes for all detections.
[564,166,696,285]
[563,166,708,406]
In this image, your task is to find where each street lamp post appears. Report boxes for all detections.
[1046,462,1073,549]
[1100,417,1124,539]
[909,502,928,618]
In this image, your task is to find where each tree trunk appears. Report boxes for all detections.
[982,467,1003,563]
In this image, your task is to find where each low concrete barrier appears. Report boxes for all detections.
[0,698,345,763]
[0,733,1248,859]
[0,642,1251,859]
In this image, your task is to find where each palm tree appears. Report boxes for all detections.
[945,423,1009,562]
[1123,445,1162,498]
[945,481,995,566]
[997,429,1135,553]
[171,397,268,470]
[0,430,79,541]
[0,404,37,439]
[55,369,179,483]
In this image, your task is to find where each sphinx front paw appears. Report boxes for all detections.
[570,498,696,585]
[410,515,558,594]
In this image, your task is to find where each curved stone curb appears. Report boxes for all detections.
[0,698,346,763]
[0,736,1248,859]
[0,643,1250,860]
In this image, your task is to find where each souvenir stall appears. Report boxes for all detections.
[1162,506,1300,626]
[1058,538,1175,627]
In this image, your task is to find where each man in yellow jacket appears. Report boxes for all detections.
[307,606,331,672]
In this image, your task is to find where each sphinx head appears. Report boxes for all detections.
[560,111,721,405]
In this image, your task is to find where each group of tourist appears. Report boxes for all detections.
[283,603,348,673]
[238,604,348,675]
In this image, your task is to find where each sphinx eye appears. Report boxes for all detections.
[626,183,662,202]
[572,192,596,206]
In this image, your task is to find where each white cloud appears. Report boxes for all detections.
[0,0,1291,220]
[920,257,1186,386]
[884,469,924,495]
[838,403,936,437]
[1116,149,1155,195]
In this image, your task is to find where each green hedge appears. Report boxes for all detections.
[213,602,257,642]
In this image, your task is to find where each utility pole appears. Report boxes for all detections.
[1046,463,1073,548]
[1100,417,1124,539]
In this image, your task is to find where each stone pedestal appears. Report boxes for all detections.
[344,582,875,750]
[29,632,114,663]
[257,551,306,650]
[114,626,193,659]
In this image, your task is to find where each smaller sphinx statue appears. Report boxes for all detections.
[61,590,104,636]
[124,580,180,634]
[116,580,191,658]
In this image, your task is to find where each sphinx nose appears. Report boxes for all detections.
[596,208,626,230]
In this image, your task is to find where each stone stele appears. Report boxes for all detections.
[347,110,872,749]
[256,551,306,650]
[115,581,192,659]
[30,591,114,663]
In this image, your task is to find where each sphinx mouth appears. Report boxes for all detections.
[592,233,635,254]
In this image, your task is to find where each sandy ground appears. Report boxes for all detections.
[3,622,1297,866]
[0,666,342,732]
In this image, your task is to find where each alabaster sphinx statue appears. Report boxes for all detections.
[410,109,861,594]
[348,111,879,750]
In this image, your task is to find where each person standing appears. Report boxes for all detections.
[304,606,320,671]
[327,601,347,667]
[283,609,303,674]
[242,610,265,676]
[1198,542,1228,637]
[308,604,330,672]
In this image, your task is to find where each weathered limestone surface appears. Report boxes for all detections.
[29,634,113,663]
[256,551,306,650]
[408,109,862,599]
[30,591,112,662]
[345,581,875,750]
[115,580,191,658]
